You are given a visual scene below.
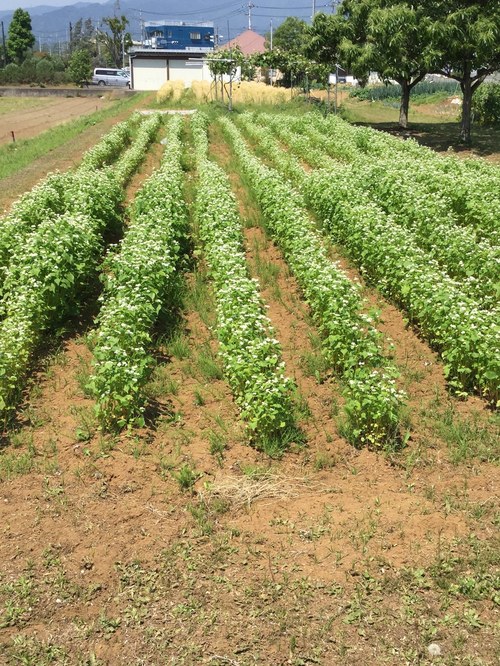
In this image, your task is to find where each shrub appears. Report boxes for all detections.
[36,58,55,84]
[350,80,460,101]
[472,83,500,125]
[1,63,21,84]
[19,57,37,83]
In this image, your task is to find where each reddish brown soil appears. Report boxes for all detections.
[0,97,114,146]
[0,93,155,212]
[0,107,498,666]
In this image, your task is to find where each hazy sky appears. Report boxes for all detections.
[2,0,108,9]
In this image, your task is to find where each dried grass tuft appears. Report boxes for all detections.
[157,80,185,104]
[200,473,297,510]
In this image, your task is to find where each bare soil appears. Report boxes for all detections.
[0,97,114,146]
[0,94,155,212]
[0,106,498,666]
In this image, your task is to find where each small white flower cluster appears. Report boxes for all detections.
[112,113,163,186]
[220,116,405,448]
[0,113,158,421]
[262,112,498,309]
[304,165,499,406]
[88,115,187,430]
[78,112,140,171]
[192,111,295,448]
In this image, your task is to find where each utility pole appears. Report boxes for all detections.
[269,19,273,85]
[1,21,6,67]
[247,2,255,31]
[311,0,316,22]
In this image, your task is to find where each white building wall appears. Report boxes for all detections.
[133,58,168,90]
[168,59,211,86]
[131,56,211,90]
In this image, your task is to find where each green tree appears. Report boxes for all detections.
[366,3,432,128]
[255,48,328,89]
[70,18,96,56]
[305,12,344,85]
[98,15,132,68]
[36,57,55,84]
[7,8,35,64]
[425,0,500,143]
[263,17,311,87]
[68,48,92,87]
[308,3,432,128]
[266,16,308,52]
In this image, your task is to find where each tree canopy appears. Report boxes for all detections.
[305,0,500,140]
[97,15,132,69]
[67,48,92,87]
[70,18,96,57]
[7,8,35,64]
[266,16,309,52]
[425,0,500,141]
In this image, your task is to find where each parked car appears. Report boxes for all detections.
[92,68,131,88]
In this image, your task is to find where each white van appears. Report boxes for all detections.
[92,68,131,88]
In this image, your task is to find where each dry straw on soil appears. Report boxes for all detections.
[201,473,298,510]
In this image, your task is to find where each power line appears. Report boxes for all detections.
[128,2,241,17]
[255,3,329,8]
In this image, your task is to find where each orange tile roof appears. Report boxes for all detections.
[222,29,266,56]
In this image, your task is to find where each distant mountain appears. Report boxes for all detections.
[0,1,305,45]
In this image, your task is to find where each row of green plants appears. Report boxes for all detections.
[258,112,499,308]
[302,166,499,406]
[191,112,297,454]
[111,114,162,186]
[316,113,500,245]
[349,80,460,102]
[87,114,187,430]
[79,113,138,170]
[0,113,141,295]
[219,115,406,449]
[0,173,122,423]
[245,111,498,405]
[0,114,161,423]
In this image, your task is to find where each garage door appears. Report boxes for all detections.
[132,58,168,91]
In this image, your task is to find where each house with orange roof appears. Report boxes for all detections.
[222,29,266,56]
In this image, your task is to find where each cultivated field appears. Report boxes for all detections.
[0,97,114,146]
[0,100,498,666]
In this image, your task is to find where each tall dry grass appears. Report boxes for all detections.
[156,79,298,106]
[157,80,185,104]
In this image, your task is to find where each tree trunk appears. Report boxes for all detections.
[398,73,426,129]
[460,77,472,144]
[399,79,410,128]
